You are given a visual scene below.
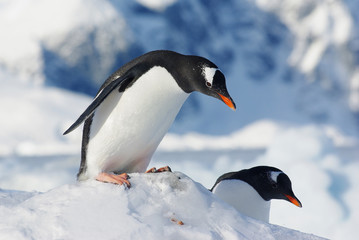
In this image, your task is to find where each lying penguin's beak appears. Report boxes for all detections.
[284,194,302,208]
[218,93,236,111]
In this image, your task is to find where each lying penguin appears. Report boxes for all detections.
[210,166,302,222]
[64,50,236,186]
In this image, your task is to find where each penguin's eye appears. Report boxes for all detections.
[271,182,278,189]
[202,67,217,88]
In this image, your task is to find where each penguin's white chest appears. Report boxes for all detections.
[85,66,189,178]
[212,180,271,222]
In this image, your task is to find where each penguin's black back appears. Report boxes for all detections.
[100,50,218,94]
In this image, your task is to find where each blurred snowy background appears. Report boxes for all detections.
[0,0,358,239]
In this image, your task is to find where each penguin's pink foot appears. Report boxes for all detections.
[96,172,131,187]
[146,166,172,173]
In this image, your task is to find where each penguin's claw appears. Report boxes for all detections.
[145,167,157,173]
[146,166,172,173]
[96,172,131,188]
[156,166,172,172]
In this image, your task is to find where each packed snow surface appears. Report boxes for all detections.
[0,172,324,240]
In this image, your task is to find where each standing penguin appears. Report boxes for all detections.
[64,50,236,186]
[211,166,302,222]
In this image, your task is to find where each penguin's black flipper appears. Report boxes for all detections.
[63,72,135,135]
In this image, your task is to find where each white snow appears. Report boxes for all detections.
[254,0,358,112]
[159,120,357,151]
[0,172,324,240]
[0,0,127,83]
[0,71,89,157]
[136,0,177,12]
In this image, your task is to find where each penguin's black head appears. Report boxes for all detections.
[200,65,236,110]
[212,166,302,207]
[117,50,236,110]
[260,168,302,207]
[175,54,236,110]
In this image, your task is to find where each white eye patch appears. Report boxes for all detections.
[270,171,282,183]
[203,67,218,87]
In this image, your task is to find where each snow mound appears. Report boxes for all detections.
[0,172,324,240]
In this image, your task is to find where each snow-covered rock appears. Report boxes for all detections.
[0,172,324,240]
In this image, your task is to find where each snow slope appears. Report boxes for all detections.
[0,172,324,240]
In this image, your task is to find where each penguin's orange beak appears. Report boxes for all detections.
[218,93,236,111]
[284,194,302,208]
